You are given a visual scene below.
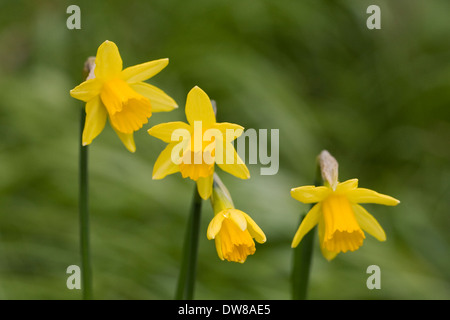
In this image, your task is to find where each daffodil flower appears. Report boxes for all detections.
[70,40,177,152]
[148,86,249,200]
[207,174,266,263]
[207,209,266,263]
[290,179,400,260]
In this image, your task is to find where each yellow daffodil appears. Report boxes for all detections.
[148,86,250,200]
[70,40,177,152]
[290,178,400,260]
[207,174,266,263]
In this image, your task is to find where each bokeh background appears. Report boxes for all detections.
[0,0,449,300]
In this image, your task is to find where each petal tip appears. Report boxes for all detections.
[291,236,300,248]
[125,144,136,153]
[156,58,169,69]
[199,194,209,200]
[206,230,215,240]
[190,85,204,94]
[386,197,401,206]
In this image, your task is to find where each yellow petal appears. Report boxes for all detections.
[346,188,400,206]
[82,96,107,146]
[216,142,250,179]
[196,174,213,200]
[207,212,226,240]
[213,122,244,142]
[70,78,102,102]
[185,86,216,128]
[130,82,178,112]
[318,219,339,261]
[112,124,136,153]
[291,203,321,248]
[241,211,266,243]
[335,179,358,192]
[147,121,191,143]
[290,185,331,204]
[214,235,224,260]
[121,58,169,83]
[352,204,386,241]
[94,40,123,80]
[229,209,247,231]
[152,143,181,179]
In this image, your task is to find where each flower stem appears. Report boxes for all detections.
[79,108,93,300]
[175,185,203,300]
[292,213,315,300]
[292,161,322,300]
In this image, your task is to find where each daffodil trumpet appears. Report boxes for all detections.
[207,173,266,263]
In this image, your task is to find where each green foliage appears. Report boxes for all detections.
[0,0,449,299]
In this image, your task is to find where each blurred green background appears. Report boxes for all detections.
[0,0,449,300]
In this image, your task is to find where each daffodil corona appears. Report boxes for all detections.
[148,86,250,200]
[207,209,266,263]
[207,174,266,263]
[291,178,400,260]
[70,40,177,152]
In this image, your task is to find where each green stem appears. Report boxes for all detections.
[175,186,203,300]
[79,108,93,300]
[292,214,316,300]
[292,161,322,300]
